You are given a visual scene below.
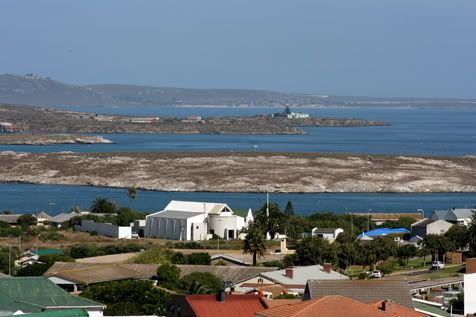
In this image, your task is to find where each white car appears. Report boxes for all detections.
[370,270,382,278]
[432,261,445,270]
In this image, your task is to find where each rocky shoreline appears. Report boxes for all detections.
[0,151,474,193]
[0,134,113,145]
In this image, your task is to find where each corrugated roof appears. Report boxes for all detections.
[261,265,349,286]
[304,280,414,309]
[184,294,267,317]
[411,218,435,228]
[10,309,88,317]
[0,277,103,312]
[257,296,424,317]
[353,213,424,221]
[49,213,78,223]
[357,228,410,238]
[177,265,277,284]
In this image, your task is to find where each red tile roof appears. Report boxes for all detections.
[255,296,425,317]
[185,294,267,317]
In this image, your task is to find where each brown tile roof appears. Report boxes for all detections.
[353,213,423,221]
[304,279,414,309]
[44,262,276,285]
[245,284,291,298]
[256,296,424,317]
[185,294,267,317]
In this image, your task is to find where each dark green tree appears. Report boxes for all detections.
[284,200,294,217]
[421,234,451,261]
[81,280,170,316]
[116,208,136,226]
[180,272,222,295]
[468,214,476,256]
[17,214,36,227]
[396,244,417,267]
[90,197,117,214]
[336,243,357,271]
[156,263,181,290]
[444,225,469,252]
[127,186,137,210]
[16,263,49,276]
[243,228,267,266]
[294,237,337,266]
[254,202,286,239]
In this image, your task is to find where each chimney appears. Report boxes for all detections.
[382,300,394,313]
[323,263,332,273]
[285,267,294,279]
[217,289,225,302]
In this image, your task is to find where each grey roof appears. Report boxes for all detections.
[411,218,435,228]
[313,228,338,234]
[35,212,51,219]
[0,214,21,224]
[432,209,475,222]
[451,208,475,219]
[49,213,79,223]
[304,279,414,309]
[148,210,203,219]
[261,265,349,285]
[176,265,277,284]
[431,210,450,221]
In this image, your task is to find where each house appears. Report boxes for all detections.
[271,107,310,119]
[0,122,13,133]
[303,279,414,309]
[351,211,425,226]
[76,220,133,239]
[34,212,51,224]
[411,218,453,238]
[311,228,343,242]
[0,277,104,317]
[256,295,425,317]
[0,214,21,225]
[168,293,267,317]
[145,200,249,241]
[44,262,276,292]
[237,264,349,294]
[431,208,476,226]
[15,251,41,268]
[356,228,410,239]
[49,212,80,227]
[210,254,252,266]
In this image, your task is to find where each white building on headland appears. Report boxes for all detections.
[271,106,310,119]
[145,200,250,241]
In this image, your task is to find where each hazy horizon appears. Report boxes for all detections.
[1,0,476,99]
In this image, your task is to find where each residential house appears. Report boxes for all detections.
[0,214,21,225]
[411,218,453,238]
[168,293,267,317]
[49,212,80,227]
[145,200,249,241]
[431,208,476,226]
[271,107,310,119]
[34,212,51,224]
[76,220,133,239]
[256,295,424,317]
[237,264,349,294]
[0,277,104,317]
[352,211,424,226]
[311,228,343,242]
[303,279,414,309]
[15,251,42,268]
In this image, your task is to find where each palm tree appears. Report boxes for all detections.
[243,227,267,266]
[90,197,117,214]
[127,186,138,210]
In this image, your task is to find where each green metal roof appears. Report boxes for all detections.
[7,309,88,317]
[0,277,103,313]
[413,300,450,317]
[31,249,64,256]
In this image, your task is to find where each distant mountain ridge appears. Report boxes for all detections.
[0,73,474,107]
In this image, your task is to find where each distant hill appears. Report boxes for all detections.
[1,73,474,107]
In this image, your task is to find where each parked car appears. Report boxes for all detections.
[432,261,445,270]
[370,270,382,278]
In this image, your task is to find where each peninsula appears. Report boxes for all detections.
[0,104,386,135]
[0,151,474,193]
[0,134,113,145]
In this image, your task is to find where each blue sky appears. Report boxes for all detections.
[1,0,475,98]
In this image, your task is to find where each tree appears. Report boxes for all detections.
[381,217,417,230]
[294,237,337,266]
[180,272,222,295]
[421,234,451,261]
[243,228,267,266]
[156,263,181,290]
[336,243,357,271]
[466,213,476,256]
[376,258,398,275]
[127,186,137,210]
[70,205,81,213]
[397,244,417,267]
[254,202,286,239]
[90,197,117,214]
[335,231,355,244]
[17,214,36,227]
[284,200,294,217]
[81,280,170,316]
[444,225,469,252]
[16,263,49,276]
[116,208,136,226]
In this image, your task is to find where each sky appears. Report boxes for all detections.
[1,0,475,98]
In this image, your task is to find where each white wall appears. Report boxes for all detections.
[465,273,476,316]
[79,220,132,239]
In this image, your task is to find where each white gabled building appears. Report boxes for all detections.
[145,200,250,241]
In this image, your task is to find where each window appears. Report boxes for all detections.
[196,226,199,229]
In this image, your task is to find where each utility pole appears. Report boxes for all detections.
[367,209,371,232]
[266,192,269,217]
[8,244,11,276]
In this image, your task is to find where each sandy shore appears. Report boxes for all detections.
[0,151,475,193]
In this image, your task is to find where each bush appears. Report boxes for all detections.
[376,258,398,276]
[358,272,368,280]
[156,263,181,290]
[180,272,222,295]
[262,260,285,269]
[16,263,49,276]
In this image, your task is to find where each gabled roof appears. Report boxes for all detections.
[0,214,21,224]
[261,265,349,286]
[304,279,414,309]
[431,210,450,221]
[411,218,435,228]
[451,208,475,219]
[177,265,277,285]
[49,212,78,223]
[148,200,233,217]
[148,210,204,219]
[257,296,424,317]
[0,277,103,312]
[35,212,51,219]
[432,208,475,221]
[183,294,267,317]
[11,309,88,317]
